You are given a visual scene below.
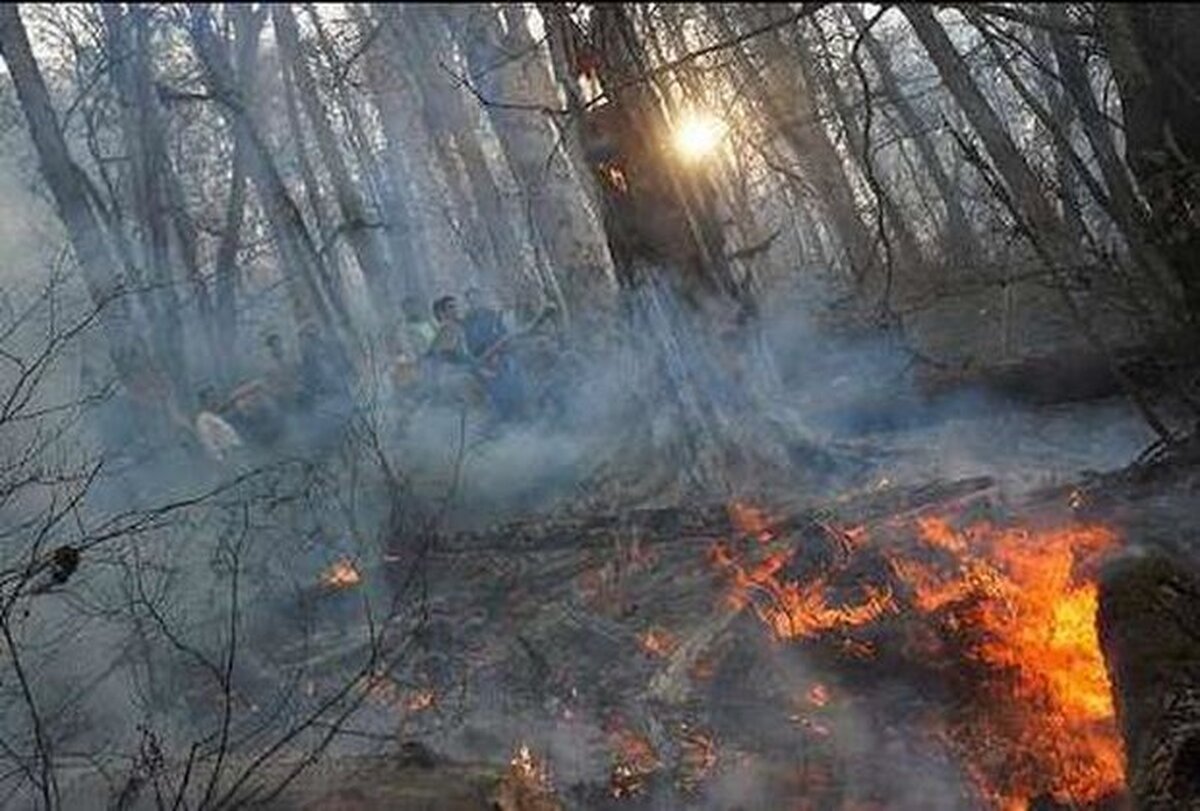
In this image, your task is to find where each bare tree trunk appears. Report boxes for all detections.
[272,4,394,312]
[902,3,1173,440]
[188,8,351,354]
[724,7,877,287]
[276,7,345,300]
[212,5,264,385]
[797,24,924,272]
[101,4,187,390]
[306,5,420,301]
[846,4,980,264]
[449,3,617,331]
[403,6,533,297]
[0,5,160,391]
[1097,4,1200,323]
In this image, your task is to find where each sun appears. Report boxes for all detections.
[673,111,727,162]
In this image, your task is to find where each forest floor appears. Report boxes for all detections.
[249,396,1196,811]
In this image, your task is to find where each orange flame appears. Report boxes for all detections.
[321,558,361,589]
[710,542,894,640]
[806,683,830,707]
[713,508,1126,808]
[608,725,661,798]
[898,518,1125,806]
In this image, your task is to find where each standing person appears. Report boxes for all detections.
[393,296,438,390]
[427,295,479,408]
[429,295,471,365]
[194,387,244,463]
[463,286,508,358]
[463,288,529,424]
[400,296,438,358]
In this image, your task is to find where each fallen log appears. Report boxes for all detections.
[428,476,995,555]
[1097,548,1200,810]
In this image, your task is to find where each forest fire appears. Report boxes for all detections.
[712,505,1127,808]
[709,541,895,639]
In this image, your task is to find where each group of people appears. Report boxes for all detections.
[393,287,542,425]
[193,326,354,464]
[185,286,554,465]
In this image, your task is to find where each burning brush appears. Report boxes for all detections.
[711,501,1127,808]
[493,744,560,811]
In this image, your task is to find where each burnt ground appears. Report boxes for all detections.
[249,418,1200,811]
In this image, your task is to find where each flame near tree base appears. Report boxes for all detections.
[713,506,1126,809]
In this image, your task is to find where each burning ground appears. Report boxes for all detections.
[254,464,1157,811]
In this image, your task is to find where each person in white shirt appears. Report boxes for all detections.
[194,388,244,462]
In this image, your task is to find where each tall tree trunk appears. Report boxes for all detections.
[0,5,164,397]
[901,3,1172,439]
[356,5,443,300]
[846,4,980,265]
[272,4,394,312]
[1090,5,1199,325]
[101,4,187,390]
[728,9,877,287]
[796,24,925,273]
[276,8,345,306]
[307,4,420,302]
[212,5,264,385]
[188,8,350,356]
[449,3,617,331]
[402,6,532,297]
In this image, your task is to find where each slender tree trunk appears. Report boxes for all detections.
[189,8,350,355]
[902,3,1173,439]
[449,3,617,331]
[212,5,264,385]
[272,5,394,312]
[846,4,980,265]
[0,5,161,394]
[797,25,924,272]
[726,8,877,286]
[276,9,345,304]
[307,5,420,301]
[101,4,187,390]
[403,6,531,296]
[357,4,438,299]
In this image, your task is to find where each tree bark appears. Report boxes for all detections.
[188,7,350,353]
[1093,4,1200,325]
[449,3,617,331]
[272,4,394,311]
[846,4,981,265]
[0,5,158,389]
[1098,549,1200,811]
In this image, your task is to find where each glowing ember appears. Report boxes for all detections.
[608,725,661,798]
[710,542,894,639]
[403,689,436,713]
[638,627,679,658]
[321,558,361,589]
[676,725,717,793]
[495,744,558,810]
